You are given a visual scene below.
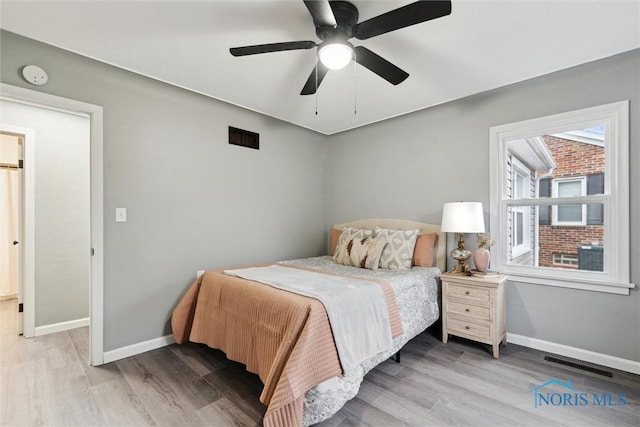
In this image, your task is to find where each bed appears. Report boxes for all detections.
[171,219,445,426]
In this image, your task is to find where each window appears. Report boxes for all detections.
[489,101,632,294]
[553,253,578,267]
[552,177,586,226]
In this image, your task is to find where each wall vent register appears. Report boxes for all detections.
[229,126,259,150]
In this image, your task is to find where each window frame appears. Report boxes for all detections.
[552,176,587,226]
[489,101,633,295]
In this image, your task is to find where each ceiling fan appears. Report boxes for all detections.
[229,0,452,95]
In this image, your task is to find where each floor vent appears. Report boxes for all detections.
[544,356,613,377]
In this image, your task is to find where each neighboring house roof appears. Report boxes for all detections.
[551,126,605,147]
[507,136,556,173]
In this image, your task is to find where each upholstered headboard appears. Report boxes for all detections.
[332,218,446,273]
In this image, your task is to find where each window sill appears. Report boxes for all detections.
[503,273,635,295]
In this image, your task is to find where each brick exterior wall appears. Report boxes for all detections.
[540,136,605,177]
[536,135,605,269]
[538,225,605,268]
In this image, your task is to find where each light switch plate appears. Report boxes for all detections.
[115,208,127,222]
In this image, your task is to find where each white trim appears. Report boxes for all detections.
[507,333,640,375]
[103,334,176,364]
[0,83,104,365]
[89,98,104,367]
[35,317,90,337]
[507,273,632,295]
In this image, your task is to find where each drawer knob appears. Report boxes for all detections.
[465,291,470,295]
[465,308,470,312]
[465,326,470,330]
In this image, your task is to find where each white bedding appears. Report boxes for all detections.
[224,264,393,372]
[279,256,441,426]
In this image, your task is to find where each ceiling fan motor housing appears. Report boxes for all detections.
[315,1,359,41]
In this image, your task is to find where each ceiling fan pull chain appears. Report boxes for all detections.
[353,51,357,115]
[315,55,319,115]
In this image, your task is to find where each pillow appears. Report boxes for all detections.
[333,227,374,266]
[374,228,419,270]
[347,236,386,271]
[329,228,342,256]
[412,232,438,267]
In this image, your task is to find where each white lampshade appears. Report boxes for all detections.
[318,42,353,70]
[441,202,485,233]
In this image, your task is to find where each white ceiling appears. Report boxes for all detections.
[1,0,638,135]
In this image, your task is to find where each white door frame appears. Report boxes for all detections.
[0,83,104,366]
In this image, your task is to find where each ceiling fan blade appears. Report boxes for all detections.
[354,46,408,85]
[354,0,452,40]
[230,41,316,57]
[300,62,330,95]
[303,0,337,27]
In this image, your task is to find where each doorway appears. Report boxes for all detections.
[0,128,30,339]
[0,83,104,366]
[0,133,22,308]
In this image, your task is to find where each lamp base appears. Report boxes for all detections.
[448,234,473,275]
[449,260,472,275]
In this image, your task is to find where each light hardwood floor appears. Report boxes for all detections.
[1,298,638,426]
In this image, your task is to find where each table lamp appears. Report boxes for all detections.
[441,202,485,274]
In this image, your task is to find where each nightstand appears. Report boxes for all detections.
[440,272,508,358]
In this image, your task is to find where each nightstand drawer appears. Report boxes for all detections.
[447,317,491,340]
[448,300,491,320]
[447,283,491,303]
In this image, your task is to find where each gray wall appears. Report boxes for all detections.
[326,49,640,362]
[2,29,638,363]
[1,100,91,327]
[1,31,328,350]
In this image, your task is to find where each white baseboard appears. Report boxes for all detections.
[35,317,90,336]
[507,333,640,375]
[103,334,176,364]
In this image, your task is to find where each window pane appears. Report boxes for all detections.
[558,204,582,222]
[516,212,524,245]
[558,181,582,197]
[515,174,526,199]
[505,203,605,272]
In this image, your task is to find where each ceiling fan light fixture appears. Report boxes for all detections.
[318,42,353,70]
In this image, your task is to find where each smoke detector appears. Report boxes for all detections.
[21,65,48,86]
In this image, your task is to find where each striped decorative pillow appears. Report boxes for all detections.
[329,228,342,256]
[412,232,438,267]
